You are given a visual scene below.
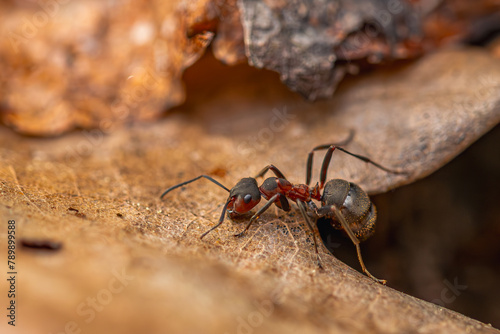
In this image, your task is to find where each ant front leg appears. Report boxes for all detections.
[254,164,287,180]
[200,197,232,239]
[234,193,281,238]
[256,167,291,213]
[317,205,386,285]
[160,175,233,239]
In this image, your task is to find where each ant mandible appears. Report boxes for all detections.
[160,143,402,284]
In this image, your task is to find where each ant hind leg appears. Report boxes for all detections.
[297,200,323,269]
[319,204,386,285]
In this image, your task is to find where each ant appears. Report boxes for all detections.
[160,143,402,284]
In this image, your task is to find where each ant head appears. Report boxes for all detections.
[228,177,261,216]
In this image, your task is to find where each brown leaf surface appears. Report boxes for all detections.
[1,47,499,333]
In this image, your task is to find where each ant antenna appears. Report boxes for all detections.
[160,175,230,199]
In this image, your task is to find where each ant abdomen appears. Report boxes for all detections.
[321,179,376,242]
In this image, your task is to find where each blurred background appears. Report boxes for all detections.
[1,0,499,333]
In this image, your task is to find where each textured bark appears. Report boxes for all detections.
[238,0,422,99]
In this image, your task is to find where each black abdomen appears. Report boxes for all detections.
[321,179,376,242]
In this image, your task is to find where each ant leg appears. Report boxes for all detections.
[309,144,404,189]
[200,197,232,239]
[297,200,323,269]
[160,175,229,199]
[278,195,291,212]
[234,193,280,237]
[254,164,287,180]
[317,205,386,285]
[305,130,355,186]
[335,147,404,175]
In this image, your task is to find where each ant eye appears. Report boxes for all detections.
[243,194,252,204]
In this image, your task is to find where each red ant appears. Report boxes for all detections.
[160,144,402,284]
